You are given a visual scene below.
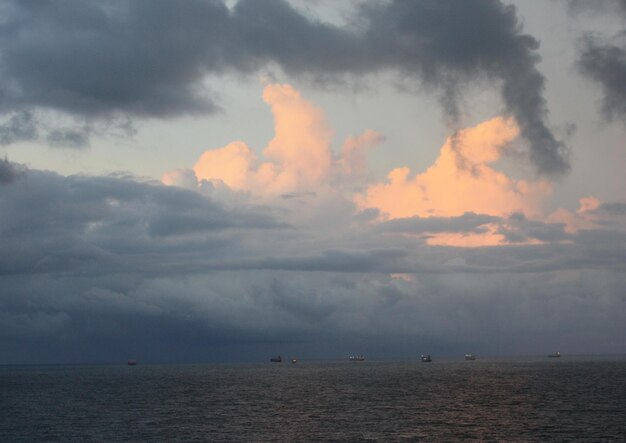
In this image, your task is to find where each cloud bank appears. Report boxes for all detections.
[1,156,625,363]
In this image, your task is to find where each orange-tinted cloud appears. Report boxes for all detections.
[165,83,382,197]
[547,197,602,233]
[258,84,334,192]
[355,117,553,246]
[189,83,336,194]
[356,117,551,219]
[164,85,563,248]
[337,129,384,178]
[194,141,256,190]
[161,168,198,189]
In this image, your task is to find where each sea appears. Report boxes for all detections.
[1,357,625,442]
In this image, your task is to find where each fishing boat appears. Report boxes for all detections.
[127,360,137,366]
[270,356,282,363]
[548,351,561,358]
[291,358,297,364]
[464,353,476,361]
[421,354,432,362]
[349,355,365,361]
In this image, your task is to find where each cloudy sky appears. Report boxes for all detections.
[1,0,625,364]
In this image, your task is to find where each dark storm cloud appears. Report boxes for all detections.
[1,163,626,362]
[578,33,626,122]
[0,164,285,275]
[0,157,23,184]
[232,0,568,174]
[355,0,568,175]
[0,0,230,118]
[203,248,419,273]
[497,212,571,244]
[0,0,567,173]
[568,0,626,123]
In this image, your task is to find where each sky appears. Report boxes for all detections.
[0,0,625,364]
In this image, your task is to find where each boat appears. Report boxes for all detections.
[421,354,432,362]
[464,353,476,361]
[291,358,297,364]
[349,355,365,361]
[127,360,137,366]
[270,356,282,363]
[548,351,561,358]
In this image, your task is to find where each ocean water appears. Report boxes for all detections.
[1,358,625,442]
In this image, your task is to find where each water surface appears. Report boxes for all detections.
[2,357,625,441]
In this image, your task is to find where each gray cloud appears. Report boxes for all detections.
[0,0,567,173]
[578,33,626,122]
[0,0,229,118]
[46,126,92,149]
[358,0,568,174]
[569,0,626,123]
[0,158,23,184]
[374,212,571,245]
[0,111,38,145]
[0,164,286,277]
[498,212,571,244]
[232,0,568,174]
[377,212,500,235]
[567,0,626,15]
[2,169,626,363]
[598,202,626,215]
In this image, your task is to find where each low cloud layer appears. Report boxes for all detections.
[0,0,567,173]
[1,159,625,363]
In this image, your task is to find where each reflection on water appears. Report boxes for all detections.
[1,358,625,441]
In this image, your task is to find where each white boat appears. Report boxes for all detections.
[548,351,561,358]
[349,355,365,361]
[464,353,476,361]
[421,354,432,362]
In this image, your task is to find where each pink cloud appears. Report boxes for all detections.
[165,83,382,197]
[355,117,554,246]
[547,197,603,233]
[194,141,256,190]
[356,117,551,220]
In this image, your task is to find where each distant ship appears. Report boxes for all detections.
[291,358,298,364]
[421,354,432,362]
[349,355,365,361]
[127,360,137,366]
[548,351,561,358]
[270,356,282,363]
[464,353,476,361]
